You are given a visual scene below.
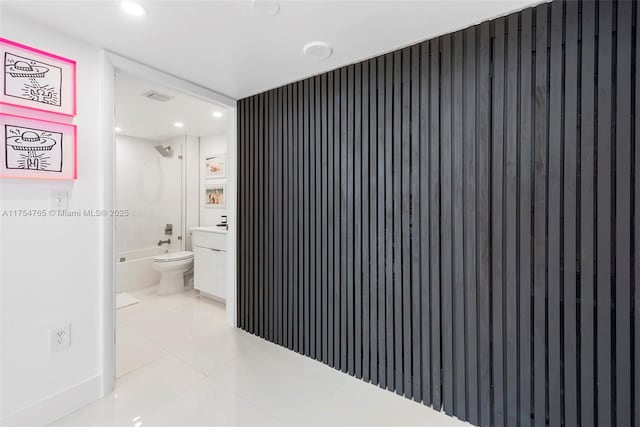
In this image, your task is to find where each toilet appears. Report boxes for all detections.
[152,251,194,295]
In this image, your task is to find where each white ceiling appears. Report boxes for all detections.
[2,0,542,99]
[116,71,229,140]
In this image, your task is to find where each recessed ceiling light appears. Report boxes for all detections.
[174,122,184,128]
[252,0,280,16]
[303,41,332,60]
[212,111,224,118]
[115,127,122,132]
[120,1,147,17]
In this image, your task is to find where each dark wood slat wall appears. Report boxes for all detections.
[237,1,638,426]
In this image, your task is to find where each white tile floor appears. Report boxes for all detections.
[52,286,468,427]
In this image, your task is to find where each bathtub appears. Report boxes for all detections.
[116,247,173,292]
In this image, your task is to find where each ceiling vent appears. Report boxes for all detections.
[142,90,173,102]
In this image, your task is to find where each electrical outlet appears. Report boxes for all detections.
[50,324,71,353]
[51,190,69,210]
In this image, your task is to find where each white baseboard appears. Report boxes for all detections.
[1,375,102,427]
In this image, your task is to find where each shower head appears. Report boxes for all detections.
[154,145,172,157]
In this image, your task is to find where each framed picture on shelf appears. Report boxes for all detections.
[205,183,225,208]
[0,37,77,117]
[0,112,77,180]
[204,153,225,179]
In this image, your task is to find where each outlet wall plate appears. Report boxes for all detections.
[50,324,70,353]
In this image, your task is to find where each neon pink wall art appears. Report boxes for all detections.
[0,37,77,117]
[0,113,77,180]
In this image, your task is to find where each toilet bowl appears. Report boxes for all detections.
[152,251,194,295]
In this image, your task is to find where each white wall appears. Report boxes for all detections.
[115,135,183,254]
[0,12,108,425]
[199,133,228,226]
[183,135,200,251]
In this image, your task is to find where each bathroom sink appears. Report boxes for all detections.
[189,226,227,234]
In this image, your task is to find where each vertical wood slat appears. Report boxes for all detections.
[369,58,379,386]
[376,55,386,387]
[282,85,288,347]
[463,26,478,426]
[293,82,300,353]
[315,76,322,359]
[320,74,331,363]
[275,87,281,341]
[518,8,533,427]
[302,83,308,349]
[287,84,294,349]
[239,98,244,328]
[303,79,310,355]
[477,21,491,427]
[384,52,394,389]
[410,43,422,403]
[635,2,640,425]
[282,85,287,345]
[248,96,253,333]
[268,89,273,342]
[547,2,562,425]
[504,13,519,427]
[562,1,579,424]
[532,6,549,427]
[276,86,282,345]
[392,49,403,394]
[401,46,412,398]
[440,33,454,414]
[288,87,293,349]
[252,95,258,335]
[279,87,284,346]
[268,88,274,343]
[258,93,265,338]
[491,17,506,427]
[615,2,633,427]
[327,72,335,366]
[270,90,274,338]
[596,2,613,425]
[277,87,283,343]
[272,87,277,337]
[333,69,341,369]
[237,99,243,328]
[239,99,244,328]
[419,40,432,406]
[354,62,363,378]
[297,81,303,351]
[309,78,316,358]
[580,2,597,424]
[451,30,465,417]
[429,37,442,410]
[254,95,257,333]
[361,61,370,382]
[340,66,348,372]
[236,4,636,427]
[346,64,355,375]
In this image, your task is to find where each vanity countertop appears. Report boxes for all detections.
[190,226,228,234]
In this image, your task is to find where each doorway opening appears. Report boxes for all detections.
[106,58,237,388]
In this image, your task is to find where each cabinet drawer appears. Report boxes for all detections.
[191,231,227,250]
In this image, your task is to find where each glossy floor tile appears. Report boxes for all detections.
[53,286,469,427]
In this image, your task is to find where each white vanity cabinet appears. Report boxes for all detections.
[190,227,227,300]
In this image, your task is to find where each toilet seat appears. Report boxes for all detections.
[153,251,194,262]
